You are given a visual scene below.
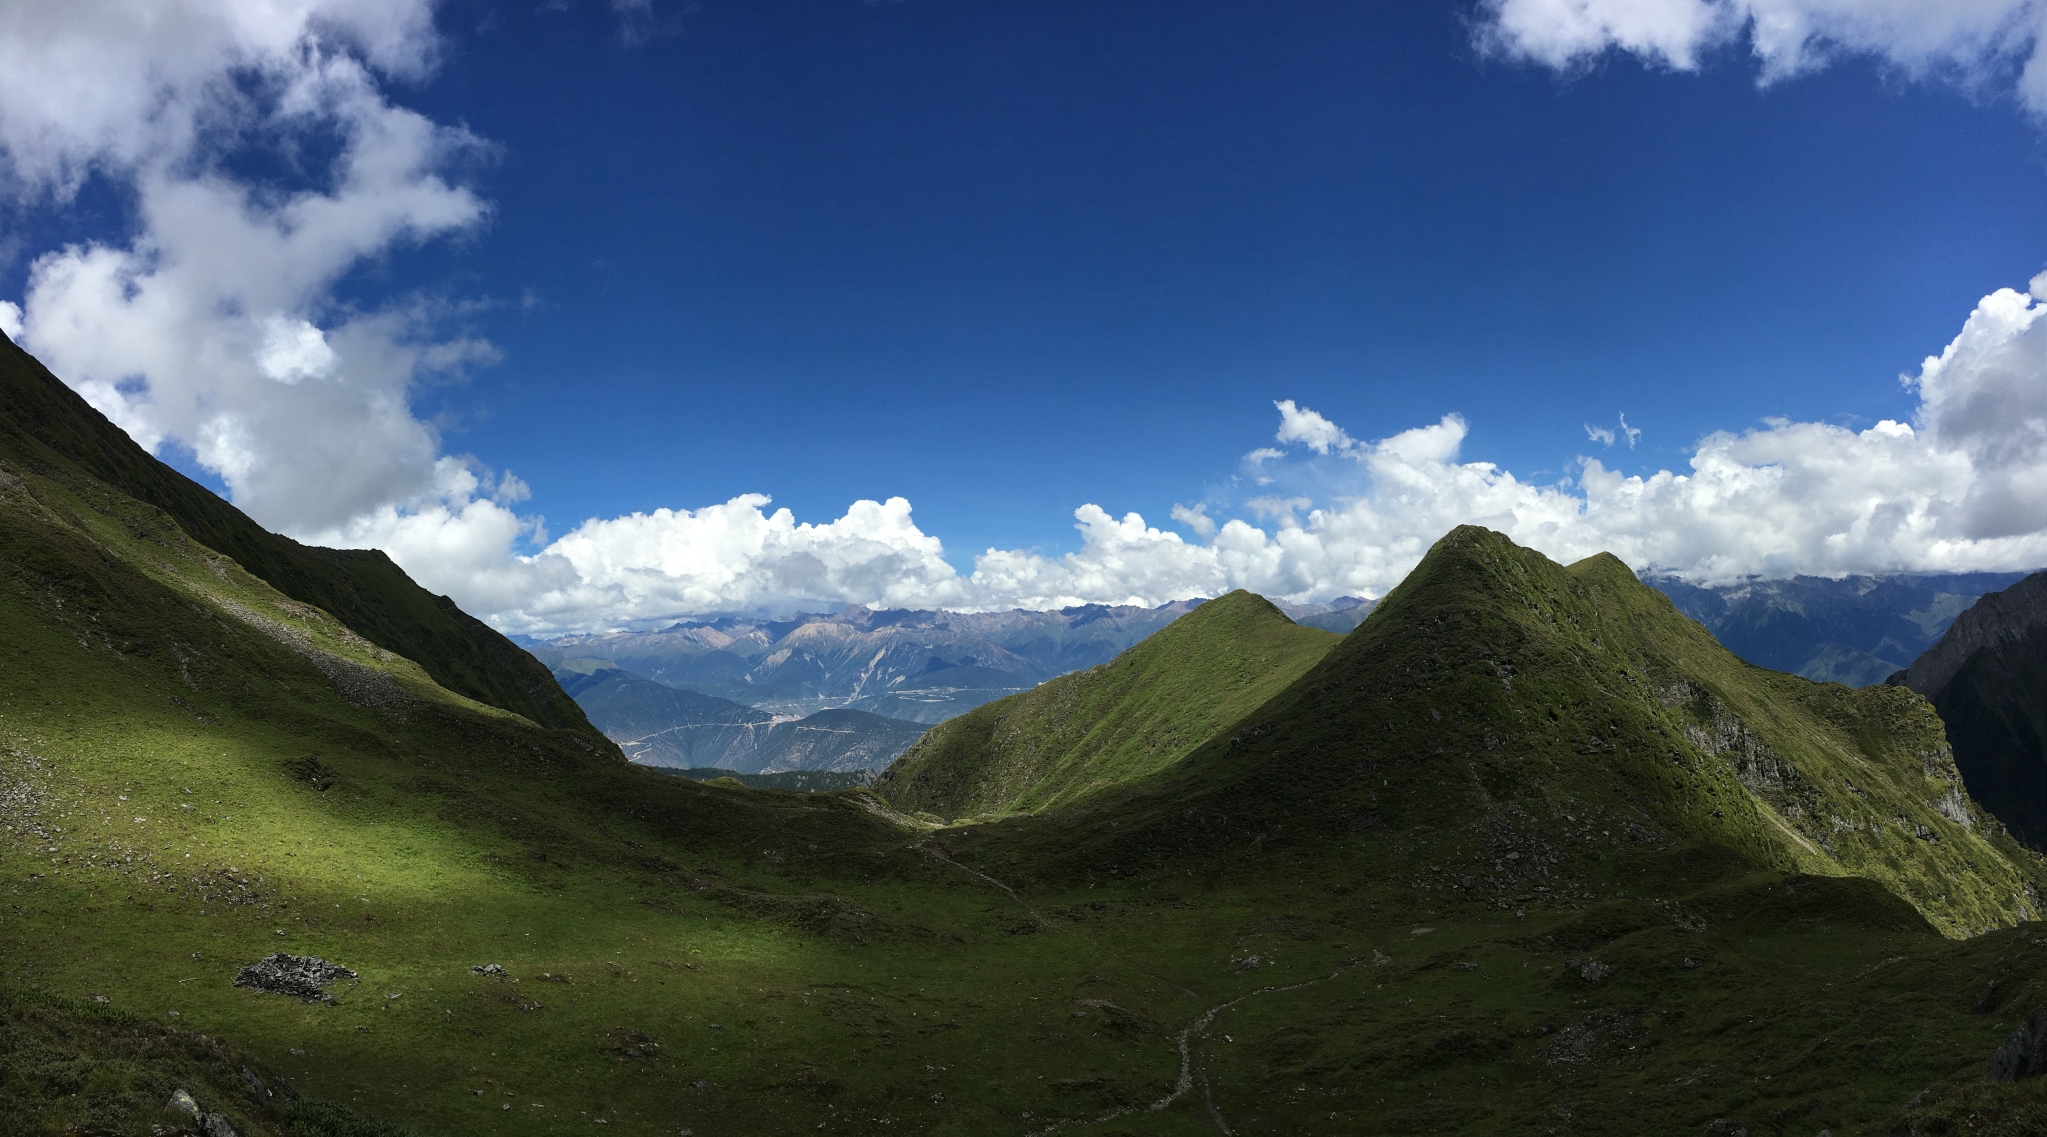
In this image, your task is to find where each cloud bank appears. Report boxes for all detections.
[1,0,490,534]
[5,2,2047,636]
[303,276,2047,634]
[1477,0,2047,113]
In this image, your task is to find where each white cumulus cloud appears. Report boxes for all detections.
[1478,0,2047,113]
[10,0,2047,638]
[1274,398,1355,454]
[338,277,2047,634]
[0,0,492,534]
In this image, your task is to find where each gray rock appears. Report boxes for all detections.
[202,1112,238,1137]
[232,953,358,1001]
[1896,573,2047,697]
[1991,1007,2047,1081]
[168,1089,201,1118]
[1581,961,1612,985]
[469,963,507,977]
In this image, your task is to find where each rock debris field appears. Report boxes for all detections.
[232,953,359,1002]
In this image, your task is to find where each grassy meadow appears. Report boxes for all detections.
[6,386,2047,1135]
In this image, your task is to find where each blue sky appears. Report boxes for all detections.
[6,0,2047,630]
[415,0,2042,551]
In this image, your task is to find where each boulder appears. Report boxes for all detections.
[168,1089,201,1119]
[1991,1007,2047,1081]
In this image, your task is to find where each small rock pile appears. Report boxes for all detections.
[233,953,358,1001]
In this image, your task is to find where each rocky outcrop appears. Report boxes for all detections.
[1895,573,2047,696]
[1991,1007,2047,1081]
[1893,573,2047,848]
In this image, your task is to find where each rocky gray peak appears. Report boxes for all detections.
[1896,572,2047,698]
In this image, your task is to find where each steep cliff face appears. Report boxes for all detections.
[1895,573,2047,849]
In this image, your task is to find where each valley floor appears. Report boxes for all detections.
[9,702,2047,1137]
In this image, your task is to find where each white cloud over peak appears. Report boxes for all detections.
[1,0,491,534]
[326,277,2047,635]
[1478,0,2047,113]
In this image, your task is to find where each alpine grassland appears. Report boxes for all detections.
[874,590,1340,819]
[9,341,2047,1134]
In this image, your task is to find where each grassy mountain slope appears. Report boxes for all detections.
[874,591,1340,819]
[14,439,2047,1137]
[0,422,957,1134]
[653,767,875,791]
[0,334,598,739]
[954,527,2045,937]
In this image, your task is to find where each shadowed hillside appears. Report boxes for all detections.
[1896,572,2047,851]
[0,332,600,740]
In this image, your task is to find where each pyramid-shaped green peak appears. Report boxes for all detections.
[873,589,1340,819]
[983,528,2042,936]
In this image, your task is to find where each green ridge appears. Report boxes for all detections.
[873,590,1339,819]
[971,527,2047,935]
[0,334,602,741]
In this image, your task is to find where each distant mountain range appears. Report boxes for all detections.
[523,596,1373,726]
[1646,571,2035,686]
[526,571,2047,781]
[553,660,928,773]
